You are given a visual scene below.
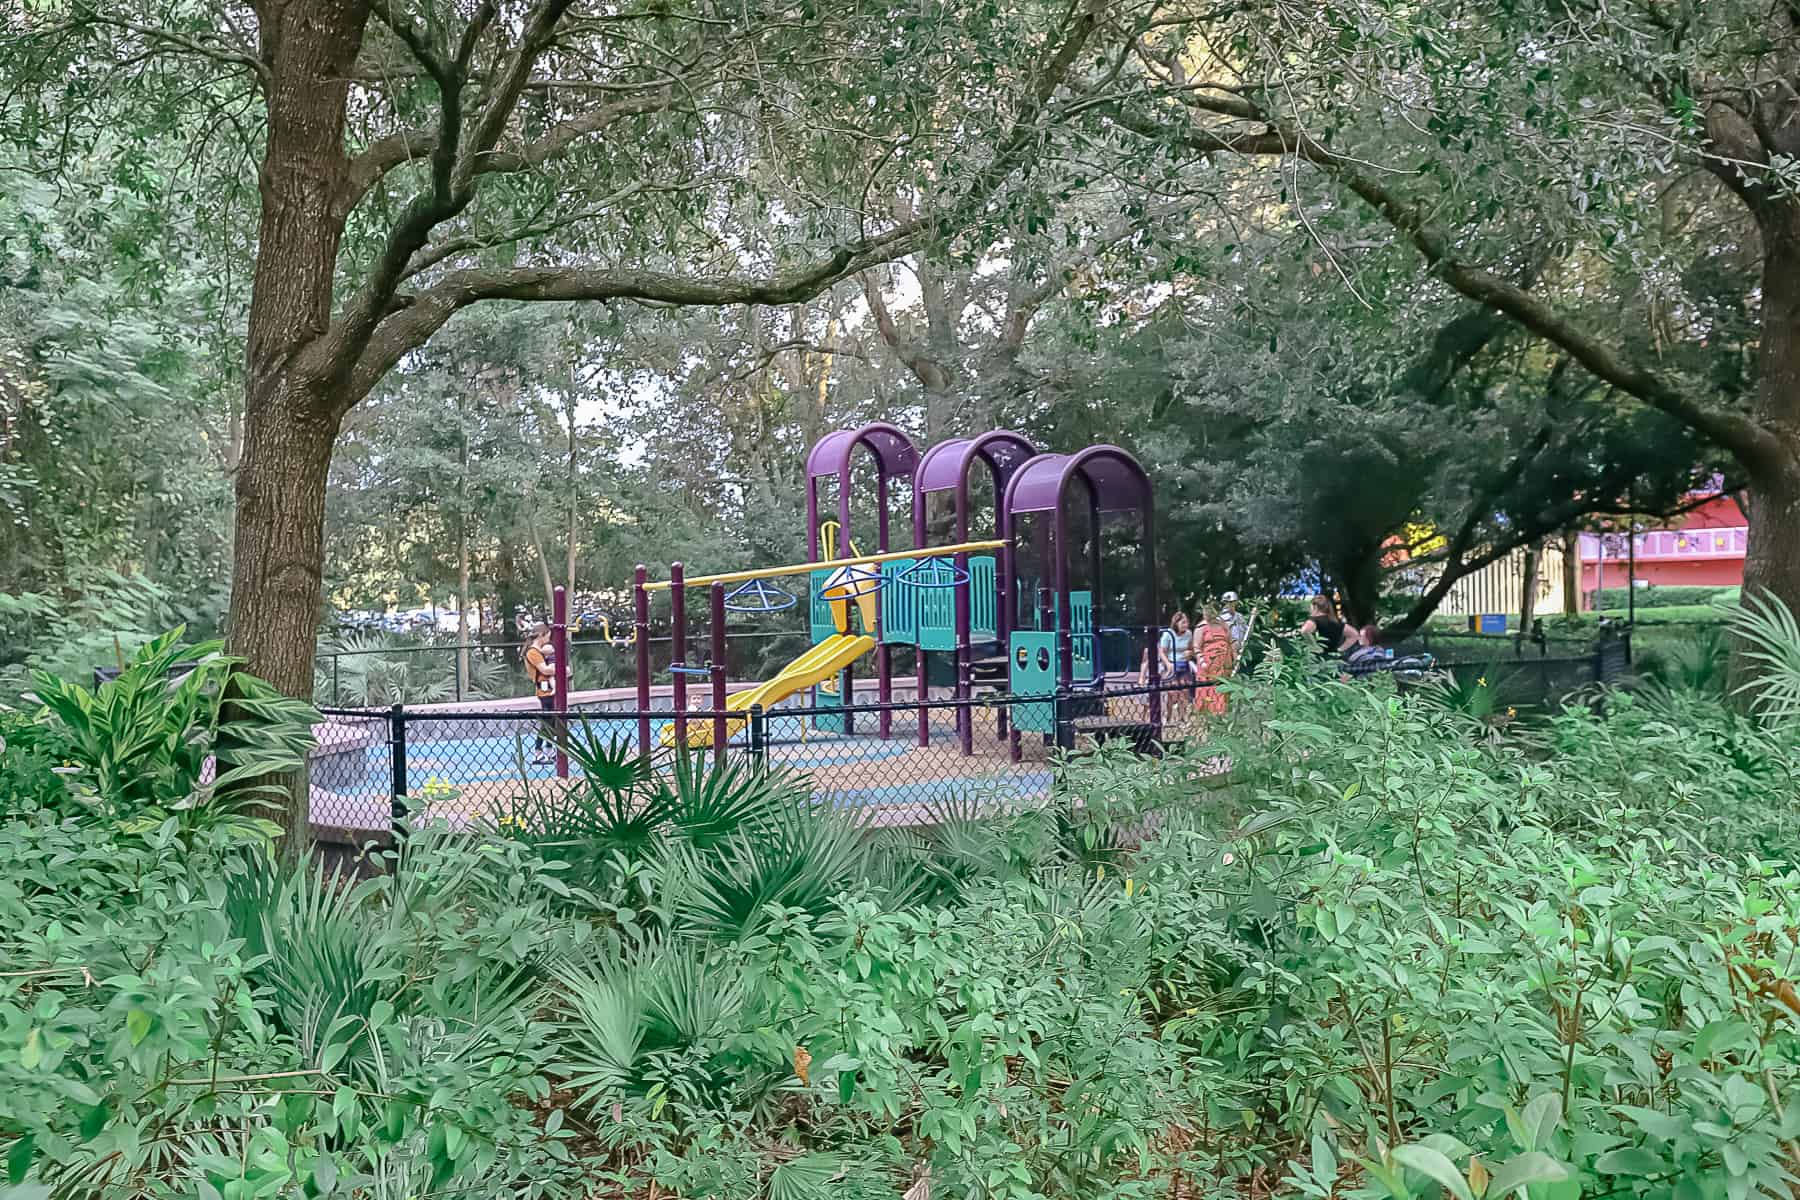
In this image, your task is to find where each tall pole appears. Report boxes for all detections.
[670,562,687,750]
[1595,535,1605,615]
[1627,523,1638,626]
[1088,489,1102,684]
[997,484,1011,744]
[838,471,854,738]
[914,478,930,748]
[806,477,820,561]
[876,473,892,739]
[1054,491,1074,691]
[552,585,569,779]
[1144,497,1159,740]
[710,582,728,764]
[634,565,650,755]
[955,471,973,756]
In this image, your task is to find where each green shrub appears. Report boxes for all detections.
[1592,583,1738,610]
[25,627,317,848]
[8,618,1800,1198]
[0,710,69,811]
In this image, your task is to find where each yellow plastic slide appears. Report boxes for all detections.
[660,633,876,749]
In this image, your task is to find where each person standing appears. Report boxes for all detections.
[1193,605,1237,716]
[523,625,559,764]
[1158,610,1194,684]
[1299,595,1353,655]
[1221,591,1251,651]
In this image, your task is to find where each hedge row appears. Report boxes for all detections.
[1591,584,1738,610]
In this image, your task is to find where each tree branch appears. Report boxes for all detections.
[348,246,882,399]
[859,269,955,392]
[1106,101,1794,477]
[70,7,269,86]
[315,0,565,396]
[341,0,1110,408]
[1000,202,1189,351]
[339,81,678,218]
[366,0,454,83]
[398,184,644,281]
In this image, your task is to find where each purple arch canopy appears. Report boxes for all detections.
[912,430,1039,545]
[1003,445,1153,517]
[1001,444,1157,691]
[805,422,920,558]
[805,422,919,482]
[914,430,1038,498]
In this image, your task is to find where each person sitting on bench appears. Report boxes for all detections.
[1342,624,1391,678]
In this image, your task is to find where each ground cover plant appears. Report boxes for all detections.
[3,613,1799,1198]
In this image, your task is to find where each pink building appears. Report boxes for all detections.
[1578,493,1746,605]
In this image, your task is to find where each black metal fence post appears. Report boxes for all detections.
[332,654,341,706]
[748,703,767,771]
[1053,688,1076,752]
[389,703,408,841]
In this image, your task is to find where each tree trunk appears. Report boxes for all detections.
[1333,546,1383,627]
[1517,541,1540,632]
[224,377,341,844]
[565,396,578,600]
[1740,469,1800,617]
[1561,530,1579,616]
[456,518,471,695]
[1734,217,1800,685]
[496,542,525,646]
[526,505,555,611]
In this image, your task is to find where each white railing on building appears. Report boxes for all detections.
[1578,527,1747,561]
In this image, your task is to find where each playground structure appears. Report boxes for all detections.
[549,422,1168,764]
[305,424,1169,840]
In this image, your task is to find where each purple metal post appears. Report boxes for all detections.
[710,582,727,765]
[912,477,931,748]
[1145,503,1160,739]
[997,496,1011,743]
[553,585,570,779]
[915,593,930,750]
[806,477,820,561]
[1053,500,1074,691]
[670,563,687,750]
[876,472,891,739]
[634,565,650,755]
[954,477,972,756]
[1088,488,1102,684]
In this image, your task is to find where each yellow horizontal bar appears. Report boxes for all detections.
[642,540,1006,592]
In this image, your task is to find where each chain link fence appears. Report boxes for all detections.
[308,681,1193,848]
[308,626,1635,854]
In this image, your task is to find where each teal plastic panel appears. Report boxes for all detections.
[811,678,849,734]
[879,559,917,645]
[917,574,957,652]
[1009,630,1057,733]
[969,556,997,641]
[1070,590,1095,679]
[808,569,837,644]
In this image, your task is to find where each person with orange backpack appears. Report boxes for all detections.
[523,625,559,764]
